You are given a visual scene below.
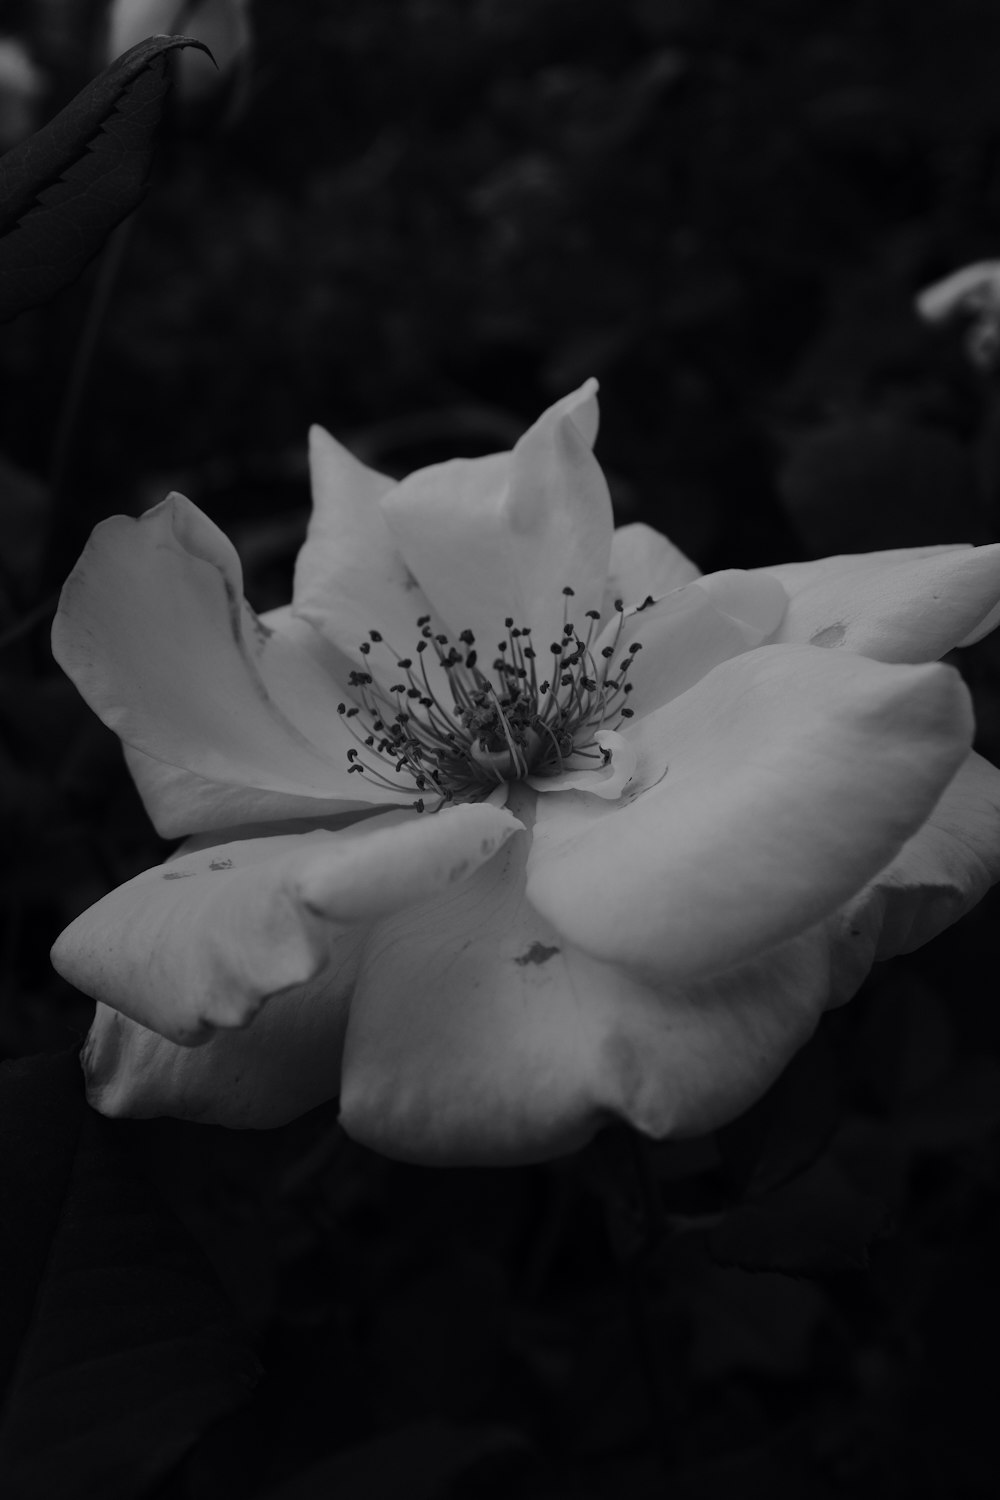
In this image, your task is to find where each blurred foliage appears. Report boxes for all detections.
[3,0,1000,1495]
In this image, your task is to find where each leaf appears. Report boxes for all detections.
[0,34,212,323]
[0,1051,260,1500]
[708,1156,891,1276]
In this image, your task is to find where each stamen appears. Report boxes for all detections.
[338,597,644,805]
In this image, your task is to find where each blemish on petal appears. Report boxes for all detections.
[480,837,495,855]
[209,857,234,871]
[514,941,561,966]
[809,622,847,648]
[448,859,470,882]
[162,870,194,880]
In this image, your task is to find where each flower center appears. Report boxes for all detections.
[336,588,640,811]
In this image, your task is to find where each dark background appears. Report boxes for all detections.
[2,2,1000,1496]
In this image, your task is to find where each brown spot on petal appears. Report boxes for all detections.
[514,941,561,966]
[162,870,194,880]
[810,622,847,648]
[209,857,234,871]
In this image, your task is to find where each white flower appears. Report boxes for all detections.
[51,381,1000,1163]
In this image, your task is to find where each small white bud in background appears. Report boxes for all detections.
[0,35,46,151]
[916,261,1000,325]
[105,0,250,113]
[916,261,1000,373]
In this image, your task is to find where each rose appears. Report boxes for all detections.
[51,381,1000,1164]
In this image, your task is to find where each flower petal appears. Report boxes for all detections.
[293,425,446,672]
[337,792,830,1163]
[542,376,601,446]
[528,728,638,800]
[693,568,788,646]
[79,755,1000,1158]
[125,605,402,836]
[603,522,701,612]
[838,750,1000,965]
[590,924,842,1141]
[54,803,521,1045]
[762,544,1000,661]
[52,494,402,817]
[82,974,348,1128]
[80,842,823,1155]
[593,572,786,720]
[526,645,974,982]
[380,381,613,649]
[121,746,372,840]
[338,794,630,1163]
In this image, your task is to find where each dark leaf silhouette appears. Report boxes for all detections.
[0,1051,259,1500]
[709,1155,892,1276]
[715,1025,842,1200]
[257,1419,522,1500]
[777,416,982,556]
[0,35,212,323]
